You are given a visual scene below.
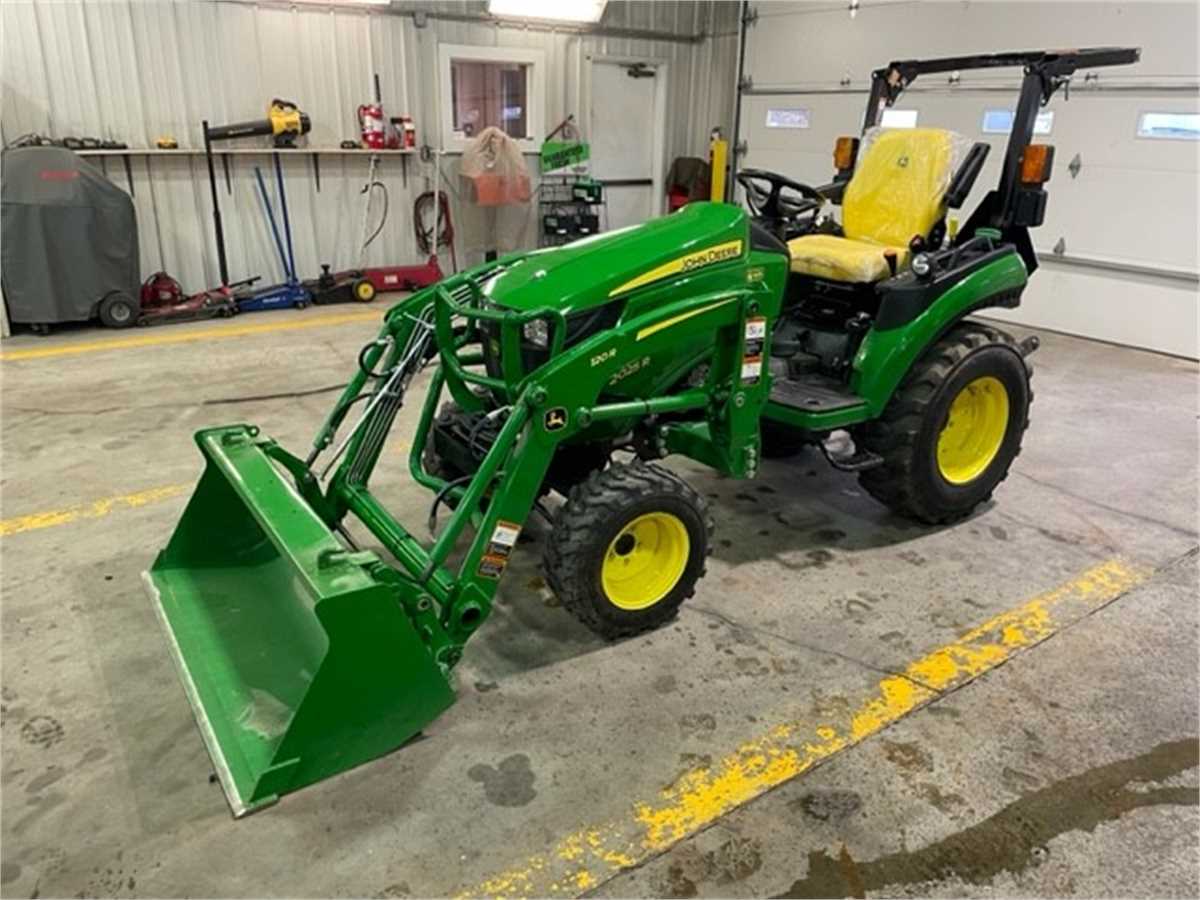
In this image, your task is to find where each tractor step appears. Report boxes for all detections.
[820,431,884,472]
[769,375,863,413]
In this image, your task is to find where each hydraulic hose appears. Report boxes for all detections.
[414,191,454,256]
[361,181,388,252]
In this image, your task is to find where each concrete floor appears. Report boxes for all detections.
[0,306,1196,899]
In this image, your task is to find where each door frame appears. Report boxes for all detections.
[583,53,669,220]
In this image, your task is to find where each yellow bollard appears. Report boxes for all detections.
[709,136,728,202]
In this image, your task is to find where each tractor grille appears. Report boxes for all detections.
[478,299,625,383]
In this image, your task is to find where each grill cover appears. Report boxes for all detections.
[2,147,139,324]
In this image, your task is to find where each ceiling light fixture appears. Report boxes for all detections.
[486,0,608,25]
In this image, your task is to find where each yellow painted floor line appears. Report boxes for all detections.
[0,440,409,536]
[0,311,381,361]
[0,484,190,537]
[458,558,1149,898]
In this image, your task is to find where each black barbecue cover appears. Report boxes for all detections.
[2,147,139,324]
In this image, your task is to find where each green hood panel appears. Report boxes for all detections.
[481,202,749,315]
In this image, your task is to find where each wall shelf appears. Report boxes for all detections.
[76,147,417,156]
[76,146,418,196]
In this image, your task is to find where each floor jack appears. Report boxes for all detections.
[307,150,452,305]
[236,161,312,313]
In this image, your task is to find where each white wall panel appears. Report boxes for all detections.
[1,0,735,303]
[739,0,1199,357]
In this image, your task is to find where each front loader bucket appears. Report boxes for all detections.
[145,425,455,815]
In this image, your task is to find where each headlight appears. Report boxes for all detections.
[522,318,549,348]
[911,253,933,279]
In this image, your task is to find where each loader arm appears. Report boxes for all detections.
[146,243,786,815]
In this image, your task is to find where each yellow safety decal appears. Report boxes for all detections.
[609,240,743,297]
[636,298,736,342]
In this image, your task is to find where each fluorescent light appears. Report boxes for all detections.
[283,0,392,6]
[487,0,608,24]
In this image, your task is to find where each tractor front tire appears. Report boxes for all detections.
[423,401,471,480]
[544,461,713,640]
[857,322,1032,524]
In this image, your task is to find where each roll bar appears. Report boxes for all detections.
[864,48,1142,121]
[858,47,1141,268]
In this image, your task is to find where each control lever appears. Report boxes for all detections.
[883,249,898,278]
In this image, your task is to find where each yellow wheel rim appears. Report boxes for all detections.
[601,512,690,611]
[937,375,1010,484]
[355,281,375,301]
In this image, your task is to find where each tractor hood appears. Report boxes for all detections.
[479,202,748,315]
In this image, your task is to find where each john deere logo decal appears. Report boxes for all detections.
[609,240,744,296]
[544,408,568,431]
[679,241,743,272]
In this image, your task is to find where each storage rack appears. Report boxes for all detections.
[537,175,605,248]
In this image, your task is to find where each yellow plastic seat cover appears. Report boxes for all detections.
[786,233,906,282]
[787,127,967,283]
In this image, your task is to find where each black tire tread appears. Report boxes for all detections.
[423,401,466,479]
[543,460,714,639]
[857,321,1033,524]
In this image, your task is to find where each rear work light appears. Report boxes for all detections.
[834,136,860,173]
[1020,144,1055,184]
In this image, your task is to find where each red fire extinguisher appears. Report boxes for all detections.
[399,116,417,149]
[358,103,386,149]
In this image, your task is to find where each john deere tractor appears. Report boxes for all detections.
[147,47,1140,814]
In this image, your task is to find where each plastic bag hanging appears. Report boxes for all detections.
[459,126,532,207]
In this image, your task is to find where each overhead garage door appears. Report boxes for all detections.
[737,1,1199,358]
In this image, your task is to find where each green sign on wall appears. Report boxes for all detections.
[540,141,590,174]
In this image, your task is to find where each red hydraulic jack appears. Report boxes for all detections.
[309,150,454,304]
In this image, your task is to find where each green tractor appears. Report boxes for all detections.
[147,47,1139,814]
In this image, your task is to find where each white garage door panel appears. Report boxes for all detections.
[1043,169,1199,270]
[743,149,834,184]
[898,92,1200,269]
[743,95,860,154]
[742,94,861,183]
[746,2,1195,89]
[985,267,1198,360]
[1043,97,1200,173]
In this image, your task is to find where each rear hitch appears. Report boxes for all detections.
[1018,335,1040,357]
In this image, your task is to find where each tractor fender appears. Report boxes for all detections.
[850,251,1028,416]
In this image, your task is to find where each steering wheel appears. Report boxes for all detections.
[737,168,825,224]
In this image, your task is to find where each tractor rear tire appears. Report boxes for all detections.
[856,322,1032,524]
[544,461,713,640]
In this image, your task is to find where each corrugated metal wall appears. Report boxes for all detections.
[1,0,739,294]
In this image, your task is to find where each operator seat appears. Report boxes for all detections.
[788,128,965,283]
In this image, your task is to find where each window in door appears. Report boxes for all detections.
[450,61,529,139]
[439,45,545,149]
